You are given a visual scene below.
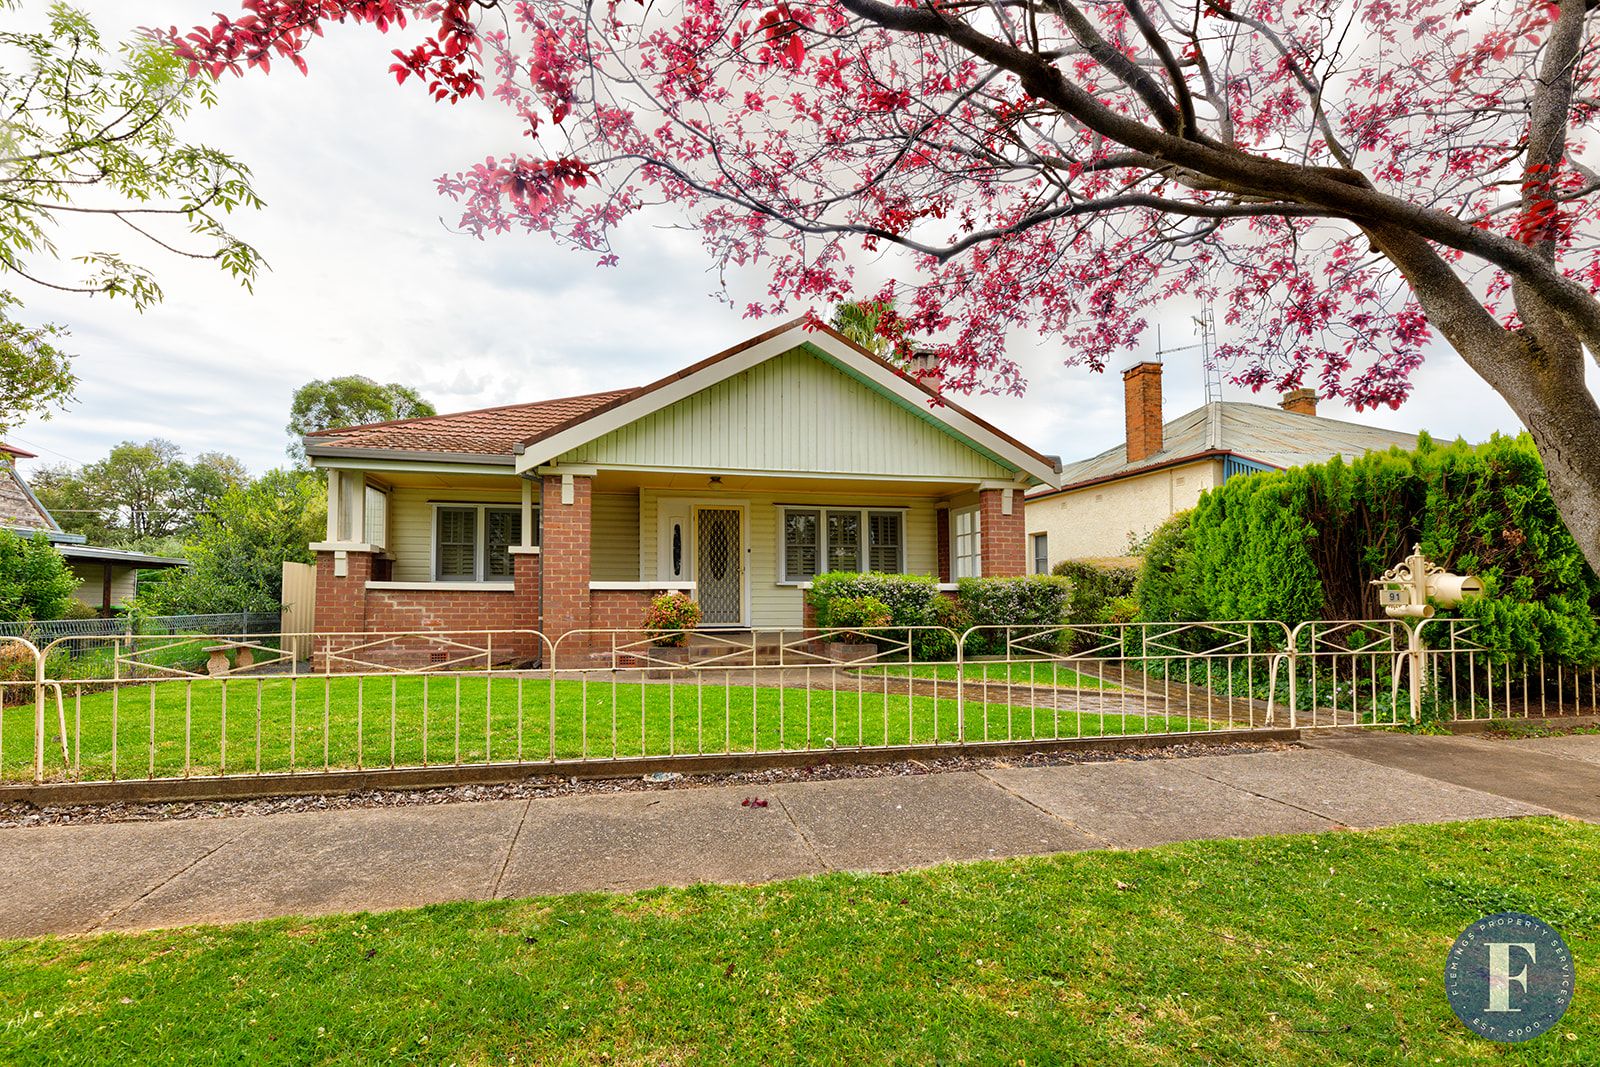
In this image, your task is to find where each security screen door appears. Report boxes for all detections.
[695,508,743,625]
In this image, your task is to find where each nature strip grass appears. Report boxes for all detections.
[1,818,1595,1064]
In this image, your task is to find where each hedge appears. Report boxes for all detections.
[1135,432,1600,665]
[805,572,1071,658]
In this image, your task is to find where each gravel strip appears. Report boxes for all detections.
[0,740,1295,829]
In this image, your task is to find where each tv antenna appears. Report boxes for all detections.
[1154,308,1222,449]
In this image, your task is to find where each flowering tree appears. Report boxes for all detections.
[171,0,1600,569]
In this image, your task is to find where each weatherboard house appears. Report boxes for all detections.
[303,320,1062,653]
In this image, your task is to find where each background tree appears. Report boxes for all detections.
[286,376,437,463]
[179,0,1600,576]
[135,469,324,615]
[32,440,250,544]
[0,293,75,434]
[0,1,264,432]
[0,530,77,622]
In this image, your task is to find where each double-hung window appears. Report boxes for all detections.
[952,506,982,578]
[1031,533,1049,574]
[434,503,537,582]
[781,507,905,582]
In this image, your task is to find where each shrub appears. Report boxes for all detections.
[642,591,702,646]
[1052,558,1140,623]
[0,531,77,622]
[957,575,1071,654]
[825,595,893,640]
[807,573,951,658]
[807,572,939,628]
[1135,512,1203,624]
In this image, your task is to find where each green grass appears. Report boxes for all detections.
[0,672,1226,782]
[2,818,1596,1064]
[860,657,1121,688]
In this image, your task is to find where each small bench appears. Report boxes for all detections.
[204,642,256,676]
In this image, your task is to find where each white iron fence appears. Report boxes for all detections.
[0,618,1589,789]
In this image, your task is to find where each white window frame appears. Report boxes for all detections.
[363,483,390,550]
[952,506,982,579]
[430,502,540,583]
[778,506,908,583]
[1031,532,1049,575]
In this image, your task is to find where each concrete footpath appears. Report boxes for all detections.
[2,731,1595,940]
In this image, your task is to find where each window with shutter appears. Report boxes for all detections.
[435,508,478,581]
[826,511,861,573]
[783,510,820,581]
[484,508,522,579]
[867,511,903,573]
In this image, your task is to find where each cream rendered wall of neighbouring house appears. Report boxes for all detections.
[1026,458,1223,563]
[386,483,639,583]
[640,488,941,628]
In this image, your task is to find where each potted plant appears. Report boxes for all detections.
[640,592,703,671]
[821,595,892,662]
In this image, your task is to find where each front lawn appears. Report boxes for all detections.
[1,672,1223,782]
[1,818,1594,1064]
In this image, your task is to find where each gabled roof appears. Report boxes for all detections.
[1032,401,1419,498]
[304,318,1064,486]
[0,462,59,535]
[304,390,635,458]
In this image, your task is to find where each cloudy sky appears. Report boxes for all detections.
[6,1,1556,477]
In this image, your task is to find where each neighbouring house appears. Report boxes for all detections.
[302,320,1062,655]
[1024,362,1419,566]
[0,443,187,614]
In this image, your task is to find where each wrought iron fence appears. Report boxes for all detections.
[0,618,1594,789]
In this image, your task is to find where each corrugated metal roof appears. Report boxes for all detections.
[1040,401,1419,494]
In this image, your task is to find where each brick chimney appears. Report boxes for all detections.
[1123,361,1164,463]
[905,345,943,389]
[1279,388,1317,416]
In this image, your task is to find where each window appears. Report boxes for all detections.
[363,485,389,548]
[781,508,905,581]
[868,512,902,572]
[784,510,819,580]
[1031,532,1049,575]
[483,508,521,579]
[435,508,478,581]
[952,507,981,578]
[827,512,861,573]
[433,503,537,582]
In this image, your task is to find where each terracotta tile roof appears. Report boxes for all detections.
[304,390,638,457]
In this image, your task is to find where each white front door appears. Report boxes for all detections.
[695,507,744,626]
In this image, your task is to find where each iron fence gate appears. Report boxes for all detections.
[0,618,1591,790]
